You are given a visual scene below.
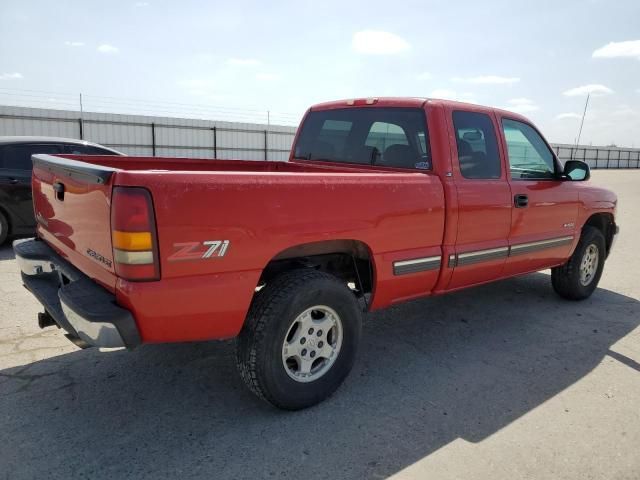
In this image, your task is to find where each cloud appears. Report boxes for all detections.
[0,72,23,80]
[592,40,640,59]
[352,30,410,55]
[430,88,457,99]
[134,1,150,6]
[611,106,638,118]
[255,72,280,81]
[500,98,539,114]
[64,41,84,47]
[227,58,262,67]
[429,89,476,103]
[452,75,520,85]
[555,112,582,120]
[416,72,432,80]
[563,84,613,96]
[97,44,119,54]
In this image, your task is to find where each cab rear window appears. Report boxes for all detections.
[294,107,431,170]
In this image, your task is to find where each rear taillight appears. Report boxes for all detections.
[111,187,160,281]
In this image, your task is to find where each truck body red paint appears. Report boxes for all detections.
[15,98,618,409]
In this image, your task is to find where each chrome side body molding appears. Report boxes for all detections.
[393,256,442,275]
[396,235,575,275]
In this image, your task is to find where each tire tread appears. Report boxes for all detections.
[552,226,605,300]
[236,269,350,408]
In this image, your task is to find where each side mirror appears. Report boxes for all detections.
[562,160,590,181]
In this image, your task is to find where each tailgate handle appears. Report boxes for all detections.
[53,181,65,201]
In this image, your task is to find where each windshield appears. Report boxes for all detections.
[293,107,431,170]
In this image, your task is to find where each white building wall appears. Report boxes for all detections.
[0,105,296,161]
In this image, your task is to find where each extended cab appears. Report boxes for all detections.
[14,98,618,409]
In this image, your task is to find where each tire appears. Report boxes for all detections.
[552,226,606,300]
[0,211,8,245]
[236,269,362,410]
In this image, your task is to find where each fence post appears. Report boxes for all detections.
[212,127,217,159]
[151,122,156,156]
[264,129,268,161]
[78,118,83,140]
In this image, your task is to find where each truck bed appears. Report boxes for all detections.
[54,155,391,174]
[31,153,445,343]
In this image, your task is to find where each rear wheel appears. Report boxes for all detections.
[552,226,606,300]
[236,269,362,410]
[0,211,8,245]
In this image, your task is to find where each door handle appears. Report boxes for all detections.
[9,178,19,185]
[514,194,529,208]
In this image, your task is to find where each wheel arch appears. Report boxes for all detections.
[583,212,615,255]
[258,239,376,308]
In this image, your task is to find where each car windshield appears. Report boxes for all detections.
[293,107,431,170]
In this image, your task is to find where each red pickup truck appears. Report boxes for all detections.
[14,97,618,409]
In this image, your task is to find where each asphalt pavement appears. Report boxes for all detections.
[0,169,638,479]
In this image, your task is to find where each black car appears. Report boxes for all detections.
[0,136,122,244]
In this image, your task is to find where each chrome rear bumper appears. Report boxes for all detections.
[13,238,140,349]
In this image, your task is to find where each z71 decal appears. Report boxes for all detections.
[168,240,230,262]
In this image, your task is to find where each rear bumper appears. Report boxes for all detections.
[13,238,141,348]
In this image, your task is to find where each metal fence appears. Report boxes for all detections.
[552,143,640,169]
[0,105,298,161]
[1,105,639,168]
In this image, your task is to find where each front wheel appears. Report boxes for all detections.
[552,226,606,300]
[236,269,362,410]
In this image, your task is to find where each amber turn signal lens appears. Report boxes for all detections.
[112,230,152,251]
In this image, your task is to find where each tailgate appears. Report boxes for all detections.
[31,154,118,291]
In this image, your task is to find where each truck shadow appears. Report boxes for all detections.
[1,273,638,479]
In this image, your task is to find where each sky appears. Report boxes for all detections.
[1,0,639,146]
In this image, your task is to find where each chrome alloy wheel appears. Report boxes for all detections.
[579,243,599,286]
[281,305,343,383]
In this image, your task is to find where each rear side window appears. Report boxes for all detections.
[0,144,63,170]
[452,111,501,179]
[294,107,431,170]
